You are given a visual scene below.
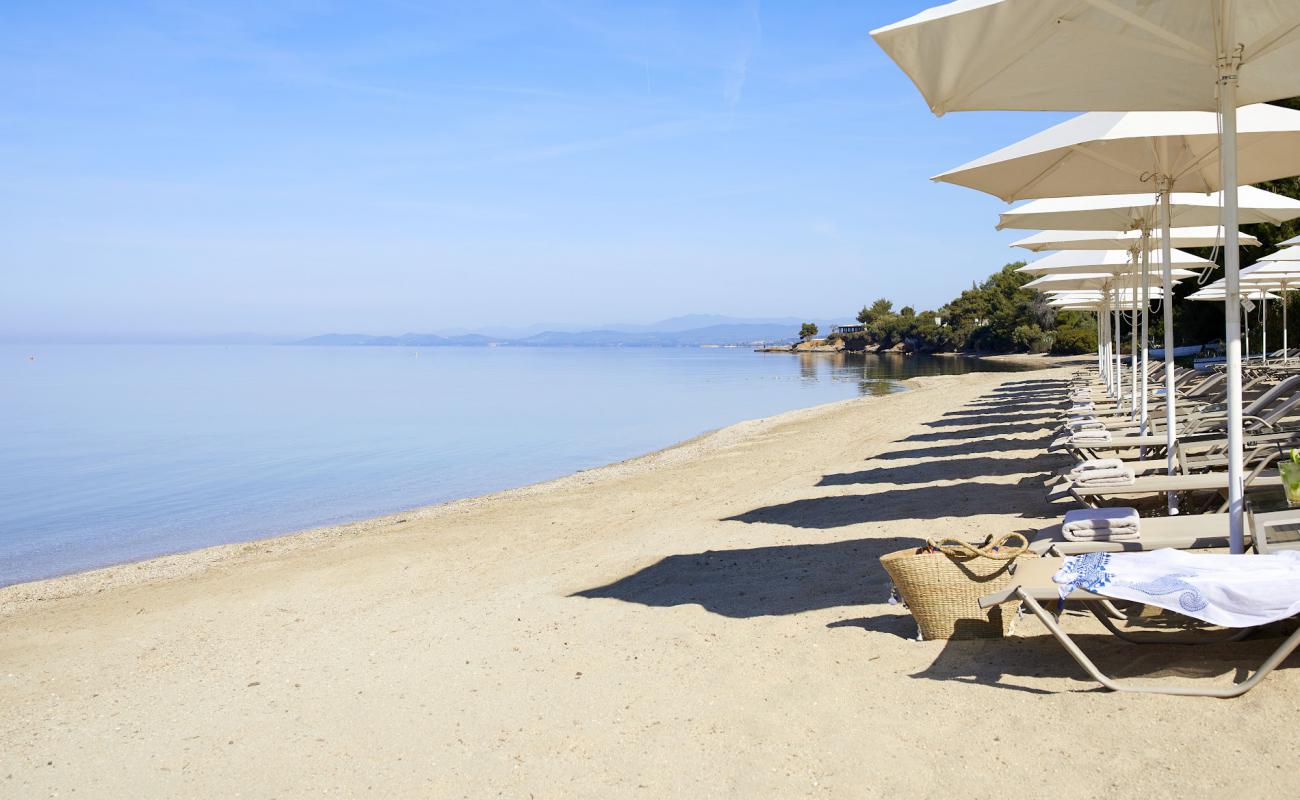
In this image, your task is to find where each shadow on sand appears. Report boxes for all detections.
[722,478,1058,529]
[894,422,1055,443]
[902,623,1300,695]
[817,453,1063,487]
[572,537,918,618]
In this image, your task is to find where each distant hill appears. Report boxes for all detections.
[426,314,852,339]
[296,322,807,348]
[297,332,505,347]
[593,314,820,334]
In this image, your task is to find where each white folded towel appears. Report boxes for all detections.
[1071,429,1113,443]
[1067,419,1106,432]
[1061,507,1140,541]
[1068,458,1124,478]
[1072,465,1135,486]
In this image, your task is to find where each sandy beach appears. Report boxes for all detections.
[4,365,1299,798]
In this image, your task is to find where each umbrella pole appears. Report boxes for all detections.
[1285,281,1290,364]
[1244,302,1250,363]
[1130,262,1139,421]
[1158,185,1178,513]
[1097,307,1104,386]
[1113,293,1122,405]
[1140,230,1151,435]
[1105,289,1114,393]
[1219,45,1245,554]
[1263,295,1268,365]
[1104,288,1113,393]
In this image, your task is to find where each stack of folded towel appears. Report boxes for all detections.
[1067,457,1134,485]
[1071,428,1113,443]
[1065,420,1111,443]
[1061,506,1140,542]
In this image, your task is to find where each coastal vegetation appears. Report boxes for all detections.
[835,262,1099,355]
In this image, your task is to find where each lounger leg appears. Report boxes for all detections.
[1084,602,1253,645]
[1068,487,1100,509]
[1015,590,1300,697]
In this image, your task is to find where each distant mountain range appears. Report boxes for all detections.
[297,316,852,348]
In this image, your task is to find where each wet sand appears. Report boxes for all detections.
[3,366,1298,798]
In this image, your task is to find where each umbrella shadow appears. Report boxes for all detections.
[723,481,1059,529]
[572,537,918,618]
[818,453,1063,487]
[895,422,1056,443]
[925,411,1058,427]
[874,437,1062,460]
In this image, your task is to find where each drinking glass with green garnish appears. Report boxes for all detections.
[1281,449,1300,507]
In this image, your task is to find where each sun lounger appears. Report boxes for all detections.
[1029,512,1232,555]
[979,556,1300,696]
[1051,469,1282,508]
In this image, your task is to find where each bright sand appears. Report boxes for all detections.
[3,366,1298,797]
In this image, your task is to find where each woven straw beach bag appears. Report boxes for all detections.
[879,533,1029,641]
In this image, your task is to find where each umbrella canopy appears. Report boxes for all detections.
[936,104,1300,200]
[1188,286,1281,301]
[1023,271,1194,292]
[1241,261,1300,281]
[1046,290,1164,303]
[1016,249,1213,276]
[1258,245,1300,263]
[998,186,1300,231]
[1278,234,1300,247]
[1011,227,1260,251]
[870,2,1300,114]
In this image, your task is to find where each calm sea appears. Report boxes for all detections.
[0,345,1032,586]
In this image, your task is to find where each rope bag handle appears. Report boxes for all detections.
[924,532,1029,560]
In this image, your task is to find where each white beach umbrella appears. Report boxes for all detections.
[870,3,1300,114]
[1016,249,1213,276]
[1024,272,1194,291]
[1278,234,1300,248]
[938,105,1300,201]
[872,0,1300,549]
[997,187,1300,232]
[1011,227,1260,252]
[1259,246,1300,263]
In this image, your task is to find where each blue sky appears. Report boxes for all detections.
[3,1,1071,339]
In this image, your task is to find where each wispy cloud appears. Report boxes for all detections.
[722,0,762,112]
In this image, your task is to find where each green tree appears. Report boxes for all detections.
[857,298,895,325]
[799,322,819,341]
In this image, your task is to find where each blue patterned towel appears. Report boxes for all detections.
[1054,549,1300,627]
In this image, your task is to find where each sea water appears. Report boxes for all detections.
[0,345,1030,585]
